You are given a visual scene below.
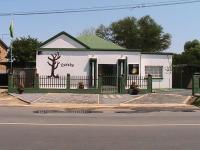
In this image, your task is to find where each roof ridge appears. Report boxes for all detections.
[40,31,91,49]
[0,39,8,50]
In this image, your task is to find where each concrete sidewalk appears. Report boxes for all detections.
[2,91,195,109]
[0,88,197,110]
[11,92,192,105]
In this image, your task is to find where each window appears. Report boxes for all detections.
[129,64,139,75]
[145,66,163,78]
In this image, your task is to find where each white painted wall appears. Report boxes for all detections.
[36,50,172,89]
[37,51,141,76]
[141,54,172,89]
[36,51,89,76]
[41,35,85,49]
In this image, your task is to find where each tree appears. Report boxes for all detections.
[184,40,200,53]
[173,39,200,65]
[47,52,61,78]
[11,36,42,62]
[96,16,171,52]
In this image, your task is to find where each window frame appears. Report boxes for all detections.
[145,66,163,79]
[128,64,139,75]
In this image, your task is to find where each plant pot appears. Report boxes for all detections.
[17,88,24,94]
[129,89,139,95]
[79,85,84,89]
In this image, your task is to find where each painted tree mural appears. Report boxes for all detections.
[47,52,61,78]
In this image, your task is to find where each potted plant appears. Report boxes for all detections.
[78,82,84,89]
[17,82,24,94]
[129,82,139,95]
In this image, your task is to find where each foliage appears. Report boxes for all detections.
[10,36,42,62]
[79,27,96,36]
[96,16,171,52]
[173,39,200,65]
[17,81,24,94]
[78,82,84,89]
[129,82,139,95]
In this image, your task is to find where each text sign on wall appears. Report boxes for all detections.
[47,52,75,78]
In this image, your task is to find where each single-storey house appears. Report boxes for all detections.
[36,31,172,91]
[0,39,8,73]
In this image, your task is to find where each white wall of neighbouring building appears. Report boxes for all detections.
[141,54,172,89]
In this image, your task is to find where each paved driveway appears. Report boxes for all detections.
[10,89,192,105]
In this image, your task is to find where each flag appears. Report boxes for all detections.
[9,20,14,38]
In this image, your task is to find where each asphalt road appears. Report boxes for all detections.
[0,107,200,150]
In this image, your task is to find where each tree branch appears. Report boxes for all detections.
[48,57,53,61]
[55,55,61,60]
[54,62,60,69]
[47,61,53,66]
[51,54,56,59]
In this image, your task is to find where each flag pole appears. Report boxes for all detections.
[9,17,14,74]
[10,37,13,74]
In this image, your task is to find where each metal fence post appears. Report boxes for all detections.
[192,72,200,96]
[67,74,70,90]
[34,74,39,90]
[8,74,13,93]
[120,74,126,94]
[98,74,102,93]
[147,74,152,93]
[192,73,195,96]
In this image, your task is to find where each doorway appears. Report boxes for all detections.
[98,64,118,93]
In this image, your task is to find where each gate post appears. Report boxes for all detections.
[120,74,126,94]
[147,74,152,93]
[192,73,200,96]
[34,74,39,90]
[67,74,70,90]
[8,74,13,93]
[98,74,102,93]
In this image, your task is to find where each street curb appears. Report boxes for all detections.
[0,103,198,111]
[25,103,200,109]
[8,93,31,105]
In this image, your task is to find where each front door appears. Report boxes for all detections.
[98,64,118,93]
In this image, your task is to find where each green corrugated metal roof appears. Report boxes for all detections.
[77,34,125,50]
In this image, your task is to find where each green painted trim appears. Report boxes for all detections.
[192,74,194,96]
[9,88,99,94]
[89,58,97,88]
[40,31,90,49]
[38,48,141,52]
[38,48,89,52]
[67,74,70,89]
[96,49,137,52]
[147,75,153,93]
[141,52,173,55]
[8,75,13,93]
[98,75,102,93]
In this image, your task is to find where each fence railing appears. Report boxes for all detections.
[39,75,67,89]
[126,75,147,89]
[13,75,34,88]
[8,74,152,94]
[70,75,97,89]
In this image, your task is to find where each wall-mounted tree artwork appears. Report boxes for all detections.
[47,52,61,78]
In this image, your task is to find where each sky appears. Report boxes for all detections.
[0,0,200,54]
